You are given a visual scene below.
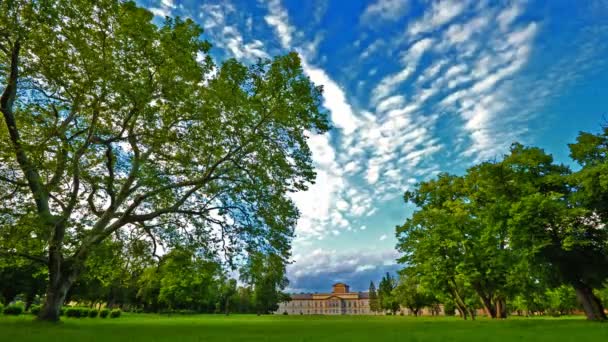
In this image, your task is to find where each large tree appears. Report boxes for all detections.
[398,141,608,321]
[0,0,328,321]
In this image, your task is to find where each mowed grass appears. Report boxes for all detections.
[1,314,607,342]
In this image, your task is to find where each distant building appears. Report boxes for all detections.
[276,283,371,315]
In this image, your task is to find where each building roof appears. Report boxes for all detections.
[290,293,313,300]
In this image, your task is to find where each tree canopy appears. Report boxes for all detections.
[397,131,608,321]
[0,0,328,321]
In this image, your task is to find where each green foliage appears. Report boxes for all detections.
[241,251,289,314]
[29,304,41,316]
[3,302,24,315]
[88,309,99,318]
[110,309,122,318]
[545,286,578,316]
[369,281,379,313]
[394,274,435,316]
[378,273,400,314]
[0,0,327,321]
[65,307,90,318]
[397,133,608,320]
[0,302,3,314]
[99,309,110,318]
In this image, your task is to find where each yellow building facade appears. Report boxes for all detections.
[276,283,371,315]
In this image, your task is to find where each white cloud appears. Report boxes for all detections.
[149,7,170,18]
[265,0,294,49]
[372,67,415,105]
[408,0,468,36]
[361,0,410,25]
[301,59,361,134]
[161,0,176,9]
[497,3,521,31]
[379,234,388,241]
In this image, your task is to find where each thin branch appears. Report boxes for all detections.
[0,174,27,186]
[0,250,48,264]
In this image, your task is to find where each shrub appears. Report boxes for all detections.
[99,309,110,318]
[60,307,66,316]
[88,309,99,318]
[0,303,4,314]
[65,307,81,318]
[4,303,25,316]
[30,304,42,316]
[110,309,121,318]
[65,307,90,318]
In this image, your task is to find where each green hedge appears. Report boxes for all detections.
[99,308,110,318]
[3,303,25,316]
[110,309,121,318]
[0,303,4,314]
[65,307,91,318]
[88,309,99,318]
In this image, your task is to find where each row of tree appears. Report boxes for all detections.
[396,127,608,320]
[0,0,328,321]
[0,236,289,314]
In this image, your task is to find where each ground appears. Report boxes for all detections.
[1,314,607,341]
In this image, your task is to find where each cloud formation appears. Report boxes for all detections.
[361,0,410,25]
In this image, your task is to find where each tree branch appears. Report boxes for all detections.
[0,250,48,264]
[0,40,53,221]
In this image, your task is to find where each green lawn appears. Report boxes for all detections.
[1,314,607,342]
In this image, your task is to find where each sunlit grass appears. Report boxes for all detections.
[1,313,606,341]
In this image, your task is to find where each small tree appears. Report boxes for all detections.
[378,273,399,314]
[369,281,379,313]
[394,274,434,316]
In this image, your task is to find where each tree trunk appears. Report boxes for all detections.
[38,246,80,322]
[25,291,35,311]
[38,276,73,321]
[495,298,507,319]
[477,293,496,318]
[573,282,606,321]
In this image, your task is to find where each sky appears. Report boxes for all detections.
[139,0,608,293]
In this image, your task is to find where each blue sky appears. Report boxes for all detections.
[139,0,608,293]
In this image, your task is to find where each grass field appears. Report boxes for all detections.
[1,314,607,342]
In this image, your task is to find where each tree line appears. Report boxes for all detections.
[1,236,289,315]
[0,0,328,321]
[395,128,608,321]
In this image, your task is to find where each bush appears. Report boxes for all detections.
[65,307,81,318]
[30,304,42,316]
[3,303,25,316]
[99,308,110,318]
[88,309,99,318]
[60,307,66,316]
[0,303,4,314]
[110,309,121,318]
[65,307,90,318]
